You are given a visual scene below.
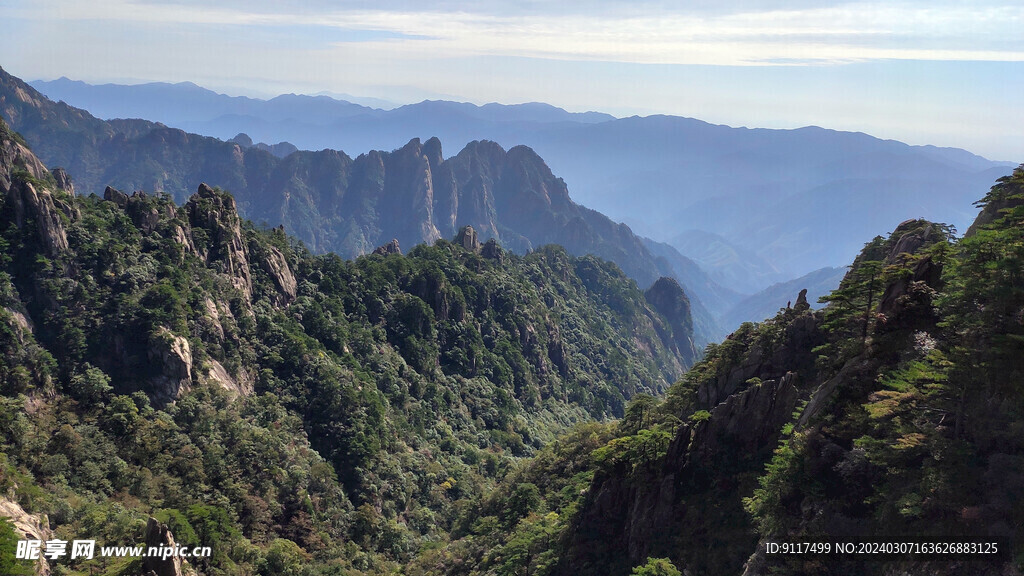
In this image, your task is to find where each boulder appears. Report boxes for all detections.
[103,185,129,208]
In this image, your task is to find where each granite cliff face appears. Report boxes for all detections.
[559,301,824,576]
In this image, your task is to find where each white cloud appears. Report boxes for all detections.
[6,0,1024,65]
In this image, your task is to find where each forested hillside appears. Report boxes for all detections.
[0,117,693,575]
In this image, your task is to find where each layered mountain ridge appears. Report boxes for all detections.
[0,115,698,574]
[28,75,1015,287]
[0,66,735,343]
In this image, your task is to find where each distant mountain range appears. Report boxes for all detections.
[31,76,1017,290]
[3,67,739,345]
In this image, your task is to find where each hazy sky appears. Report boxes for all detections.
[2,0,1022,160]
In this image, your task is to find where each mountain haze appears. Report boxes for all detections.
[3,67,728,343]
[29,77,1016,289]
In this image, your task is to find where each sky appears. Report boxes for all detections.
[1,0,1022,161]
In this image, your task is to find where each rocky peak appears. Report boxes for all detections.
[481,237,504,263]
[103,185,129,207]
[645,277,698,364]
[885,219,942,264]
[6,179,70,256]
[456,225,481,252]
[1,118,71,257]
[229,132,254,147]
[794,288,809,312]
[185,183,253,300]
[373,238,402,255]
[0,120,49,184]
[125,190,162,234]
[142,517,185,576]
[965,164,1024,237]
[51,167,74,194]
[423,136,443,168]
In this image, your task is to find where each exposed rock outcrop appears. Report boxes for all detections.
[645,277,699,365]
[456,225,480,252]
[0,121,71,257]
[372,238,402,255]
[260,245,297,305]
[201,358,254,398]
[185,183,253,300]
[1,496,52,575]
[147,327,193,406]
[103,185,129,207]
[51,167,73,195]
[6,179,69,256]
[142,517,185,576]
[697,308,822,410]
[559,373,802,576]
[793,287,809,311]
[126,191,162,234]
[965,167,1024,236]
[481,238,504,263]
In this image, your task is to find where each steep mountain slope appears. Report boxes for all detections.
[29,77,1015,287]
[0,117,697,575]
[416,167,1024,576]
[3,67,726,345]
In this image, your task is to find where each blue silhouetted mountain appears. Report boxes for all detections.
[30,76,1014,290]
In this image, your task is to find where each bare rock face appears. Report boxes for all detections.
[645,277,699,365]
[142,517,184,576]
[876,254,942,333]
[6,180,69,256]
[0,127,49,184]
[0,123,71,257]
[201,358,253,398]
[147,327,193,406]
[103,185,129,207]
[185,183,253,300]
[260,245,298,305]
[50,167,74,195]
[372,238,402,256]
[0,496,53,575]
[456,225,480,252]
[559,374,802,576]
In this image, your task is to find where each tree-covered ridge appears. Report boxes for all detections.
[0,117,691,575]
